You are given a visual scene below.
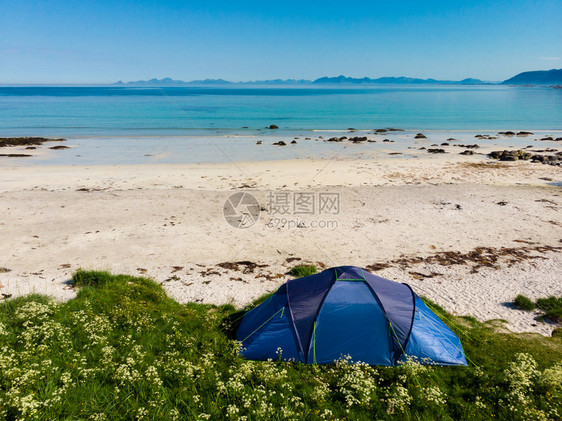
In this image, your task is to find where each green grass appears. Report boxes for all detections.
[514,294,536,311]
[0,270,560,420]
[289,265,317,278]
[537,297,562,323]
[513,294,562,323]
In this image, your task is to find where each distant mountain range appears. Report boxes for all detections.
[113,77,312,86]
[114,69,562,87]
[501,69,562,85]
[311,75,487,85]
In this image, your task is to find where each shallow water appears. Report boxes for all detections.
[1,85,561,138]
[2,129,560,166]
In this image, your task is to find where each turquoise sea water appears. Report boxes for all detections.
[0,85,561,137]
[1,85,560,165]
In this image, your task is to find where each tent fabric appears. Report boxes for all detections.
[399,295,468,365]
[236,266,467,366]
[362,269,415,360]
[286,272,335,357]
[308,281,393,365]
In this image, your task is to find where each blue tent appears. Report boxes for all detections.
[236,266,467,366]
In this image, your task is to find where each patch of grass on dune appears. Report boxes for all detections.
[0,271,561,420]
[289,265,317,278]
[514,294,536,311]
[513,294,562,323]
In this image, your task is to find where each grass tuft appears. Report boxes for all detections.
[513,294,562,323]
[536,296,562,323]
[514,294,536,311]
[289,265,317,278]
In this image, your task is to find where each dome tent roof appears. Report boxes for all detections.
[237,266,467,366]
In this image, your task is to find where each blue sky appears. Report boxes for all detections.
[2,0,561,83]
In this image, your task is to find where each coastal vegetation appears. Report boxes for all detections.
[514,294,562,323]
[0,270,560,420]
[288,265,317,278]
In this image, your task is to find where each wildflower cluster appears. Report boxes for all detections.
[502,353,562,419]
[0,270,560,420]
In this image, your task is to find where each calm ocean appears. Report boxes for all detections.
[1,85,561,137]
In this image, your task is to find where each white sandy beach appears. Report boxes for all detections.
[1,145,561,335]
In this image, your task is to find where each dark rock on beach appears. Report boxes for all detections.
[269,125,278,129]
[327,136,350,142]
[290,140,297,144]
[349,136,367,143]
[427,148,446,154]
[517,131,533,136]
[530,153,562,165]
[414,133,427,139]
[49,145,70,150]
[460,150,474,155]
[0,153,32,157]
[489,149,561,165]
[272,141,286,146]
[489,150,532,161]
[498,131,515,136]
[0,137,66,147]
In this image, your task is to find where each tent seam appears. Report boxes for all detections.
[398,283,417,362]
[360,274,396,364]
[303,276,338,364]
[285,280,306,360]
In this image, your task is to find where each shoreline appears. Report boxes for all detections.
[1,129,561,167]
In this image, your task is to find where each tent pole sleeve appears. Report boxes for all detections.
[396,283,417,362]
[303,279,336,364]
[285,281,306,360]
